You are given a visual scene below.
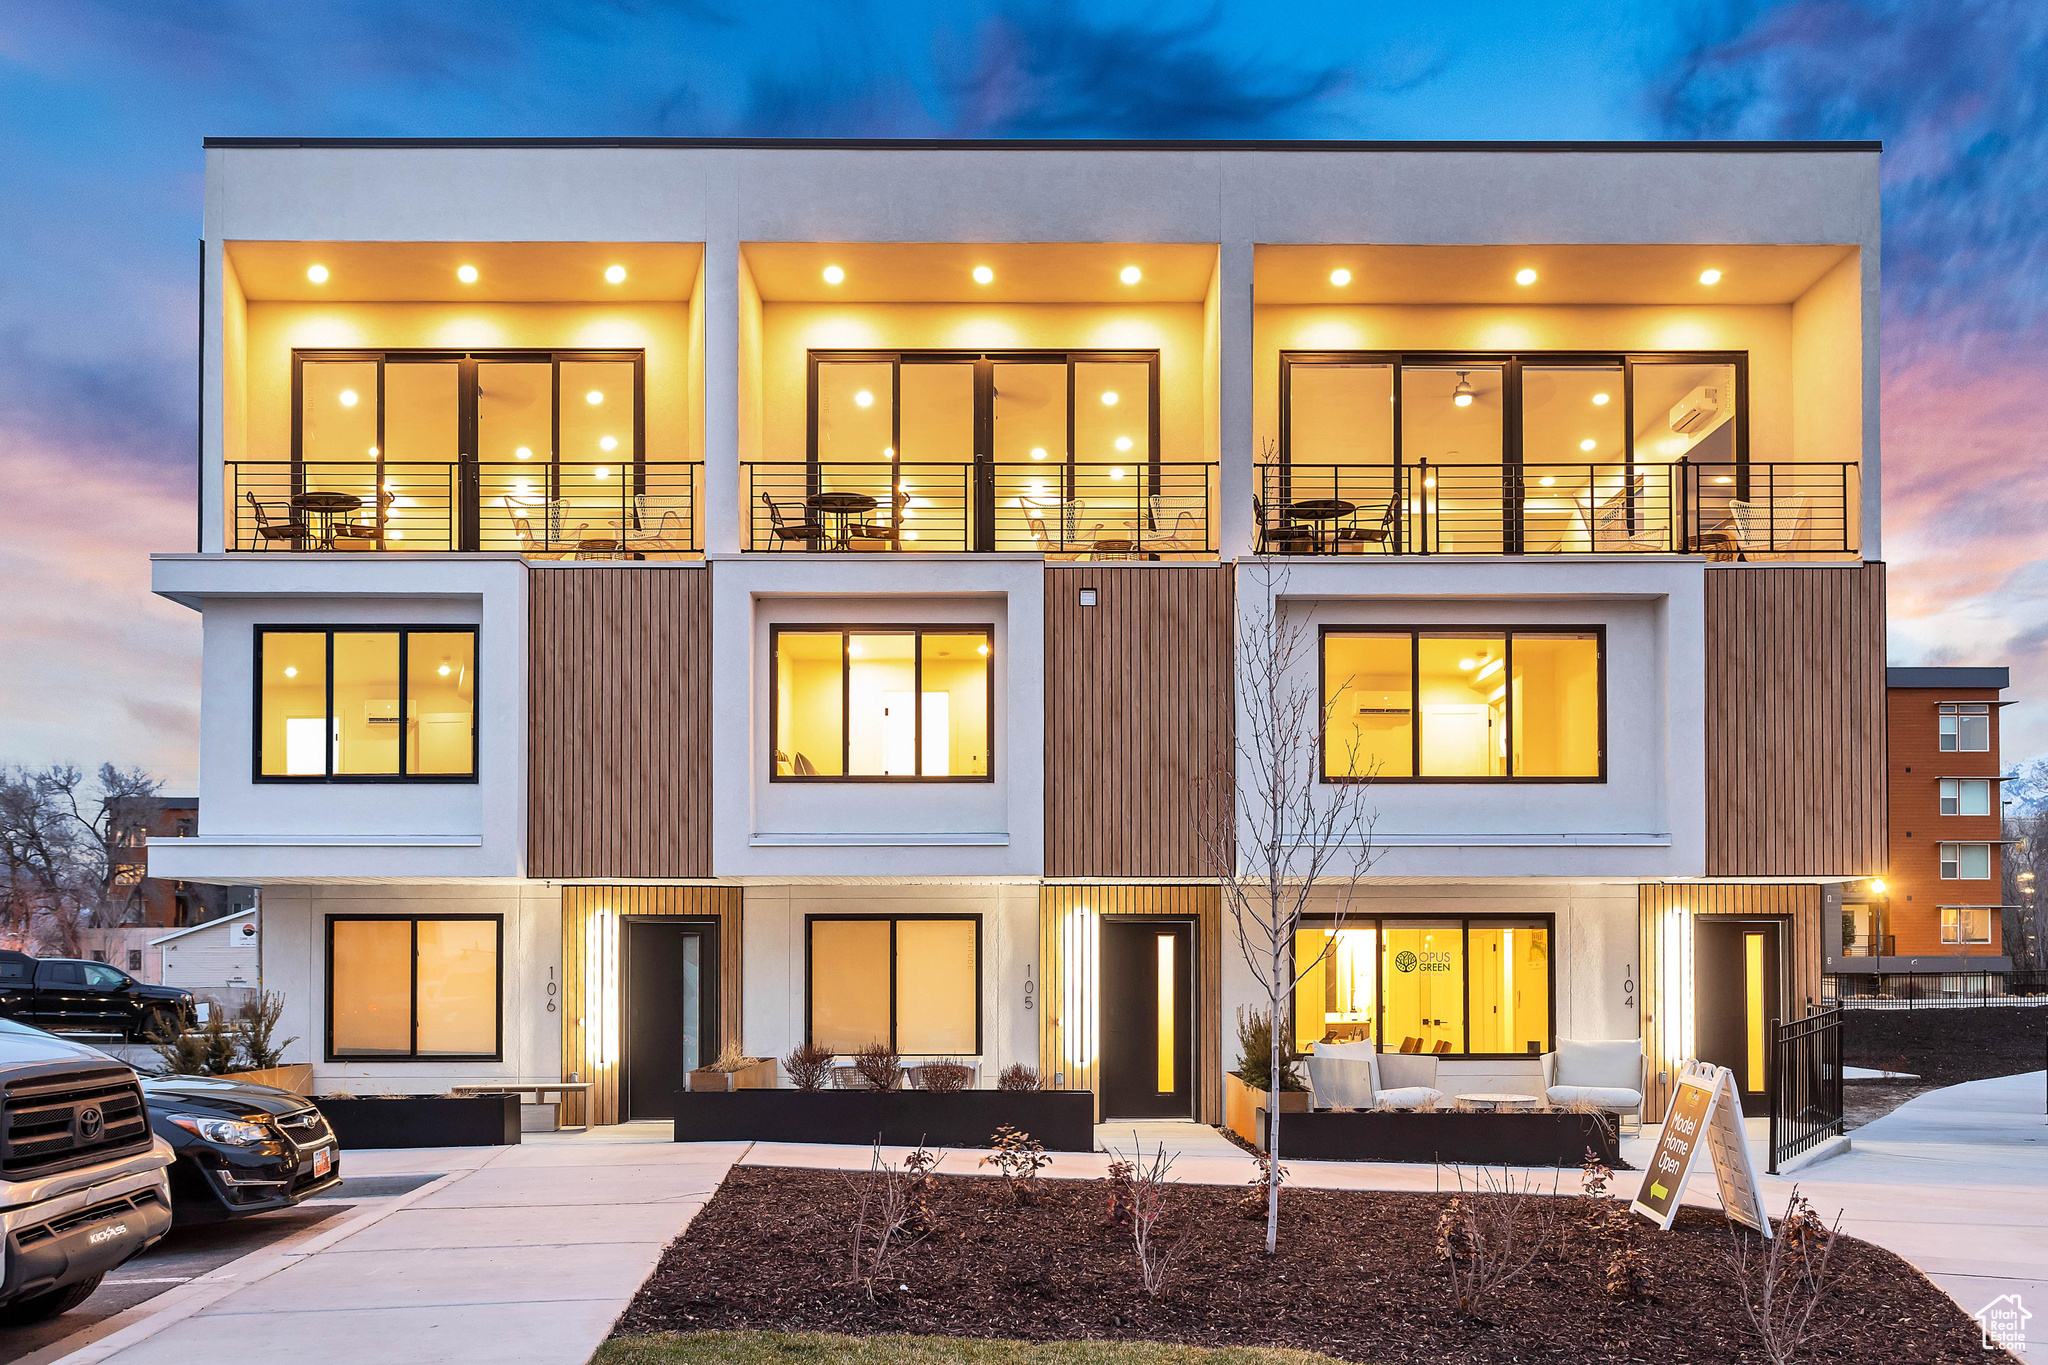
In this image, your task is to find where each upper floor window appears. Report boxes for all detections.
[1940,778,1993,816]
[1939,843,1992,880]
[1939,703,1990,752]
[771,626,992,781]
[1322,628,1603,781]
[257,627,477,781]
[1941,907,1993,944]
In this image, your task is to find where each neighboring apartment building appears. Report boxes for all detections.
[151,138,1887,1125]
[104,795,257,930]
[1831,666,2012,979]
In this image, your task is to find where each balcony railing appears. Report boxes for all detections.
[1841,933,1895,958]
[1255,460,1859,558]
[744,461,1215,556]
[230,461,699,557]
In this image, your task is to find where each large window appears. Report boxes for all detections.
[257,627,477,780]
[771,626,993,780]
[806,916,980,1055]
[328,916,501,1060]
[1292,916,1553,1059]
[1322,628,1602,781]
[1940,843,1992,880]
[1939,703,1991,752]
[1940,779,1993,817]
[1941,907,1993,944]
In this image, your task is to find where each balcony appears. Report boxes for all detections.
[231,461,699,558]
[1254,460,1859,558]
[744,461,1214,557]
[1842,933,1894,958]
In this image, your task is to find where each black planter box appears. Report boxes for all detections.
[674,1089,1096,1152]
[1263,1107,1620,1166]
[313,1094,522,1149]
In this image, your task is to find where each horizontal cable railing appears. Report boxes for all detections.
[229,461,699,556]
[1255,459,1858,557]
[744,460,1215,556]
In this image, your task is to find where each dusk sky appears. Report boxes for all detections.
[1,0,2042,794]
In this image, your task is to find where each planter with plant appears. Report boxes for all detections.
[1222,1006,1311,1146]
[686,1041,779,1092]
[150,991,309,1092]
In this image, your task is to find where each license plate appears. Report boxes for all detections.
[313,1147,331,1178]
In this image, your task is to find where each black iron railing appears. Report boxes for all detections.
[1254,459,1859,557]
[229,460,699,557]
[1824,969,2048,1007]
[743,460,1215,555]
[1841,933,1895,958]
[1768,1007,1843,1173]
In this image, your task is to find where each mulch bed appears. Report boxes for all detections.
[615,1166,1991,1364]
[1842,1005,2048,1129]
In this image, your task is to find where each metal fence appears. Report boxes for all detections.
[1824,970,2048,1008]
[1768,1007,1843,1173]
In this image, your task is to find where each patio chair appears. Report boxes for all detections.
[1304,1041,1445,1111]
[608,494,693,555]
[1727,493,1811,559]
[1253,495,1316,554]
[830,1064,900,1092]
[244,491,311,549]
[1331,499,1396,553]
[1580,483,1666,553]
[1540,1038,1646,1131]
[762,493,825,550]
[331,489,397,550]
[848,490,910,548]
[906,1060,980,1090]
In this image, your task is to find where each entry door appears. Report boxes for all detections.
[1098,919,1194,1119]
[623,919,717,1122]
[1694,920,1781,1115]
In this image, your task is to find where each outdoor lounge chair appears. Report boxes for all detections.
[1305,1041,1445,1111]
[1540,1038,1646,1129]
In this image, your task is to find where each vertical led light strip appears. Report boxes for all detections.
[1062,905,1099,1073]
[1156,933,1175,1094]
[586,908,619,1070]
[1662,905,1694,1069]
[1744,931,1766,1091]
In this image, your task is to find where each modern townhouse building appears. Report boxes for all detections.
[151,137,1887,1128]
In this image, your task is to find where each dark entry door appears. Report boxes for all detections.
[1098,919,1193,1119]
[1694,919,1781,1115]
[623,919,717,1122]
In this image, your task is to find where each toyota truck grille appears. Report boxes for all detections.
[1,1068,151,1179]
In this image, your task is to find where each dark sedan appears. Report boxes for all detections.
[139,1074,341,1223]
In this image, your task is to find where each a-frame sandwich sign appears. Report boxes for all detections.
[1630,1059,1769,1236]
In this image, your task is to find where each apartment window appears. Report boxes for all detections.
[1291,916,1553,1058]
[1940,843,1992,880]
[771,626,993,780]
[1940,779,1993,817]
[327,916,501,1060]
[806,916,980,1055]
[1322,628,1603,781]
[1939,703,1991,752]
[1941,907,1993,944]
[256,627,477,780]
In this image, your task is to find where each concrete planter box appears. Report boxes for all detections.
[313,1094,522,1149]
[684,1058,780,1092]
[1262,1106,1620,1167]
[223,1064,314,1095]
[673,1089,1096,1152]
[1223,1071,1311,1147]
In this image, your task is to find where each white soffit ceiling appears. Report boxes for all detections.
[1254,244,1858,305]
[226,241,704,302]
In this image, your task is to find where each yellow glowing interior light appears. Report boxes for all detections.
[511,446,530,460]
[1029,447,1047,460]
[902,529,918,541]
[1475,656,1504,681]
[388,530,402,540]
[1871,877,1888,894]
[306,264,328,284]
[1592,392,1610,405]
[368,446,379,457]
[1329,268,1351,286]
[1423,476,1436,488]
[1156,933,1176,1094]
[438,663,452,676]
[977,643,989,656]
[1109,467,1125,480]
[594,467,609,479]
[1515,268,1537,285]
[605,264,627,284]
[1114,436,1133,451]
[1744,931,1765,1091]
[457,264,479,284]
[599,435,618,451]
[854,390,874,408]
[972,265,994,284]
[338,390,358,407]
[822,264,844,284]
[1580,438,1597,451]
[1700,268,1722,285]
[1120,266,1141,284]
[283,666,297,678]
[1453,393,1472,407]
[883,446,894,458]
[1714,475,1733,484]
[586,390,604,405]
[1458,657,1477,670]
[848,642,863,657]
[1101,391,1118,406]
[1539,475,1555,487]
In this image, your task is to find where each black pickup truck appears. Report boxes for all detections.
[0,952,194,1041]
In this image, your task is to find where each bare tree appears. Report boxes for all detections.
[0,763,161,950]
[1194,555,1379,1254]
[2001,761,2047,971]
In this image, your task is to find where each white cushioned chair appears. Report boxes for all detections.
[1306,1041,1446,1110]
[1541,1038,1646,1128]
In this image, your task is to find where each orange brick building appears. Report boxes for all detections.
[1835,667,2011,975]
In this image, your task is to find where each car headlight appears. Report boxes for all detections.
[166,1114,272,1147]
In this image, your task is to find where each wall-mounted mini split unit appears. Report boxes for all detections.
[1669,386,1723,434]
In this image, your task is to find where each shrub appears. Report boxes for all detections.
[235,991,298,1071]
[996,1063,1042,1092]
[913,1059,973,1092]
[844,1139,943,1302]
[150,1012,239,1077]
[1237,1150,1289,1220]
[852,1041,903,1091]
[1233,1005,1306,1093]
[1110,1136,1187,1297]
[784,1043,834,1092]
[1101,1156,1136,1228]
[978,1124,1050,1206]
[1435,1166,1562,1318]
[711,1040,757,1073]
[1724,1189,1841,1365]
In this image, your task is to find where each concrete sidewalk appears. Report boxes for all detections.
[48,1130,743,1365]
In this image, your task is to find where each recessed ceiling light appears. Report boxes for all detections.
[1714,475,1733,484]
[1699,269,1722,285]
[283,666,298,678]
[515,447,532,460]
[823,264,844,285]
[605,265,627,284]
[1539,475,1556,487]
[306,264,328,284]
[599,435,618,451]
[1101,391,1118,406]
[1330,268,1352,286]
[438,663,452,676]
[1109,467,1125,480]
[1592,393,1610,406]
[854,390,873,408]
[1120,266,1141,285]
[338,390,358,407]
[457,264,479,284]
[586,390,604,405]
[595,467,609,479]
[1515,268,1537,286]
[1029,447,1047,461]
[972,265,994,284]
[1459,658,1477,670]
[1114,436,1133,451]
[1580,438,1597,451]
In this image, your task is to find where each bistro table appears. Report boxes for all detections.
[290,490,364,550]
[450,1081,595,1133]
[1284,498,1357,554]
[1459,1092,1541,1112]
[806,491,879,550]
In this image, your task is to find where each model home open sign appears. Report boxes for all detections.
[1631,1061,1768,1235]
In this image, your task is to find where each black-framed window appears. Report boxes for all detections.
[806,915,982,1056]
[327,915,502,1061]
[256,626,478,782]
[1321,626,1604,783]
[1290,914,1556,1059]
[293,348,646,552]
[771,625,994,781]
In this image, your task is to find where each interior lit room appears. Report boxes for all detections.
[1252,244,1864,559]
[737,242,1221,558]
[218,240,704,558]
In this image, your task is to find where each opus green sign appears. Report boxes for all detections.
[1394,951,1418,973]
